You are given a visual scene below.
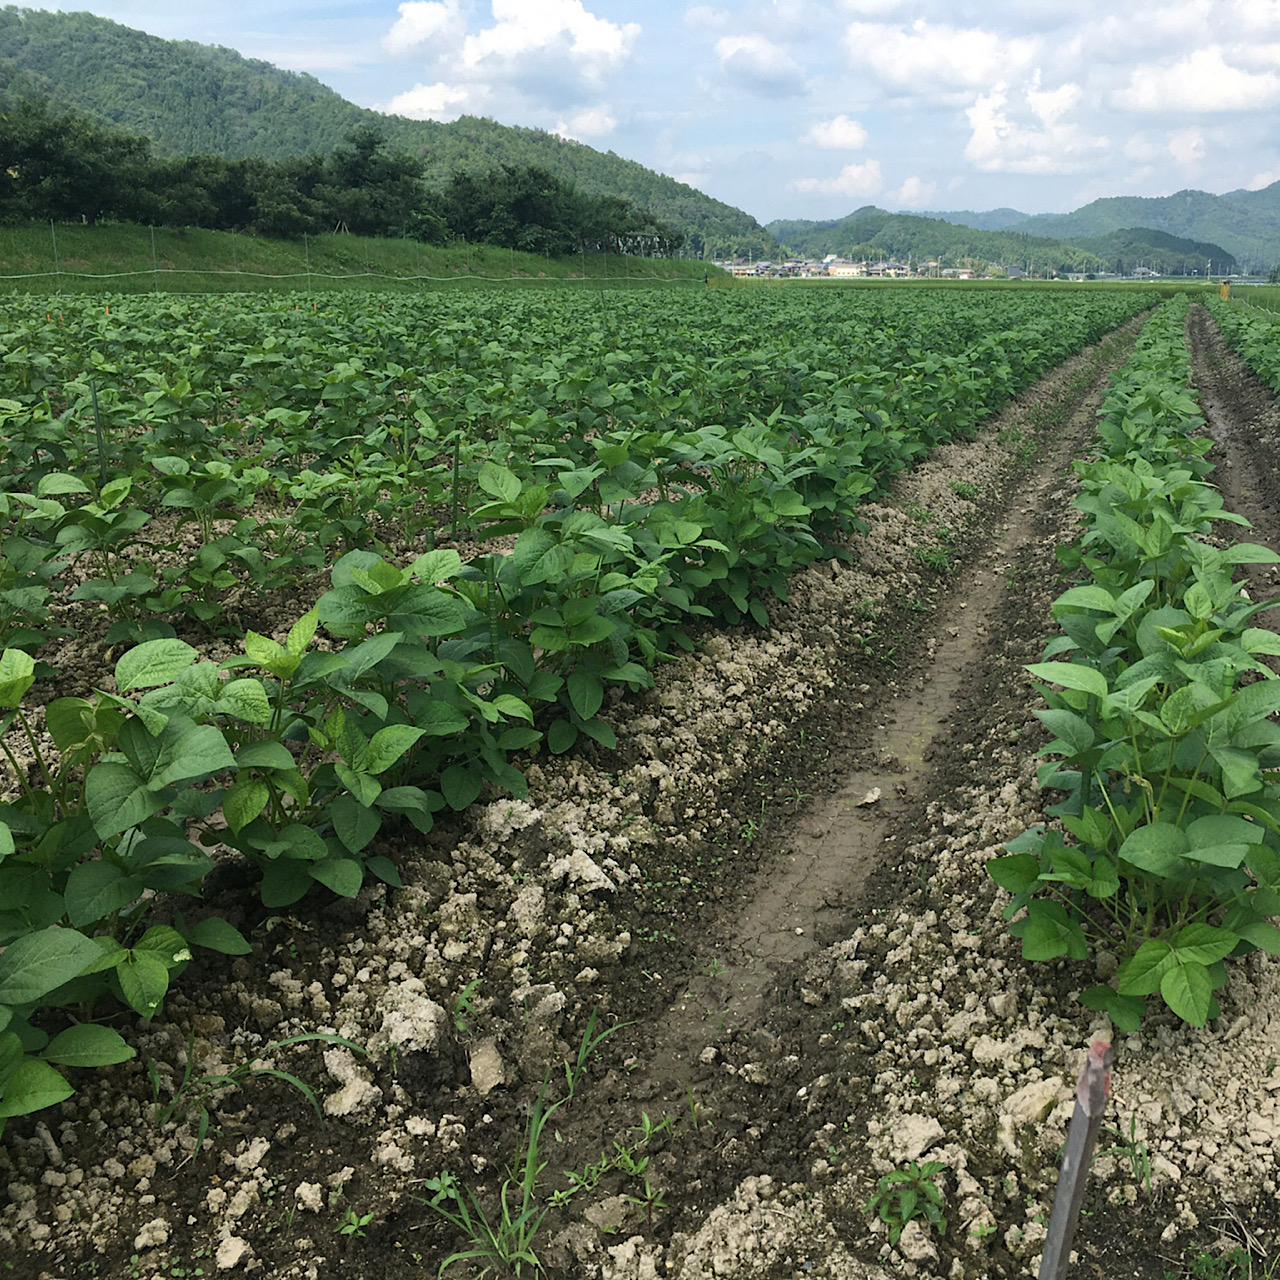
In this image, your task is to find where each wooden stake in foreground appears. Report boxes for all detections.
[1037,1038,1116,1280]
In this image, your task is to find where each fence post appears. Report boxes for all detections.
[49,219,61,298]
[1038,1039,1115,1280]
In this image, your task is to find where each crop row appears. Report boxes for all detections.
[3,289,1151,653]
[990,297,1280,1030]
[1206,295,1280,392]
[0,286,1152,1136]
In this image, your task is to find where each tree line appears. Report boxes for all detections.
[0,98,686,256]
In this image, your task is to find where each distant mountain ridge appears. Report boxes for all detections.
[1007,188,1279,271]
[765,207,1235,277]
[0,6,774,258]
[923,208,1031,233]
[919,187,1278,271]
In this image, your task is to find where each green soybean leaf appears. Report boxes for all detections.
[1117,939,1174,996]
[309,856,364,898]
[988,855,1039,896]
[1161,962,1214,1026]
[363,725,428,775]
[567,671,604,721]
[1079,986,1146,1031]
[1118,823,1188,875]
[580,717,616,748]
[117,951,171,1019]
[261,859,313,909]
[331,794,381,853]
[0,928,100,1006]
[223,777,270,834]
[1052,585,1117,614]
[41,1024,135,1068]
[1019,901,1087,961]
[1033,708,1096,756]
[1172,923,1240,965]
[407,549,463,585]
[64,862,144,929]
[115,639,198,692]
[85,762,164,839]
[233,741,297,771]
[0,649,35,708]
[441,765,483,811]
[181,917,252,956]
[217,679,272,725]
[478,462,521,503]
[1026,662,1108,698]
[0,1056,73,1118]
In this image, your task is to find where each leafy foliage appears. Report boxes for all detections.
[0,7,771,258]
[0,284,1153,1134]
[989,298,1280,1029]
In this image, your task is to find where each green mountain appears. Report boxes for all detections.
[0,6,774,259]
[1008,188,1280,272]
[765,207,1234,276]
[924,208,1030,232]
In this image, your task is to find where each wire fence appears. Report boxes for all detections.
[0,222,709,295]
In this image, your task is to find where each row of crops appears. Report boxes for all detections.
[991,297,1280,1030]
[0,286,1154,1134]
[1209,294,1280,390]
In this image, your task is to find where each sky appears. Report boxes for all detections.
[38,0,1280,226]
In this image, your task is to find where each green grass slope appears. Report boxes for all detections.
[0,220,722,295]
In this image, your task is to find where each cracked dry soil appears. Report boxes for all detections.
[4,306,1280,1280]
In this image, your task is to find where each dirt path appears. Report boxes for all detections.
[7,312,1280,1280]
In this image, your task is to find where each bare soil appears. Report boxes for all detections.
[4,308,1280,1280]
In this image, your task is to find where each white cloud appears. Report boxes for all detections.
[715,34,806,96]
[965,77,1108,173]
[892,176,936,207]
[376,0,639,128]
[384,1,463,55]
[792,159,883,197]
[837,0,903,14]
[804,114,868,149]
[554,105,617,139]
[461,0,639,85]
[381,80,474,121]
[671,170,710,189]
[683,5,729,31]
[1226,0,1280,39]
[843,19,1039,98]
[1167,127,1206,168]
[1114,46,1280,112]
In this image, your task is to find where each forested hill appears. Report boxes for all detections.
[1009,188,1280,273]
[0,6,775,259]
[766,207,1237,276]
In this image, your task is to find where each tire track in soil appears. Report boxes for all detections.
[557,323,1151,1280]
[1188,303,1280,600]
[645,341,1127,1076]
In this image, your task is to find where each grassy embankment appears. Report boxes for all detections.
[0,222,723,295]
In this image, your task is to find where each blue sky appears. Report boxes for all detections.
[42,1,1280,225]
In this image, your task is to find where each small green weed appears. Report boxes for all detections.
[913,547,951,573]
[337,1207,374,1238]
[149,1031,365,1162]
[866,1160,948,1249]
[1096,1112,1153,1201]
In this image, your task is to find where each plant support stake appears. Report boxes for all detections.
[1038,1039,1115,1280]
